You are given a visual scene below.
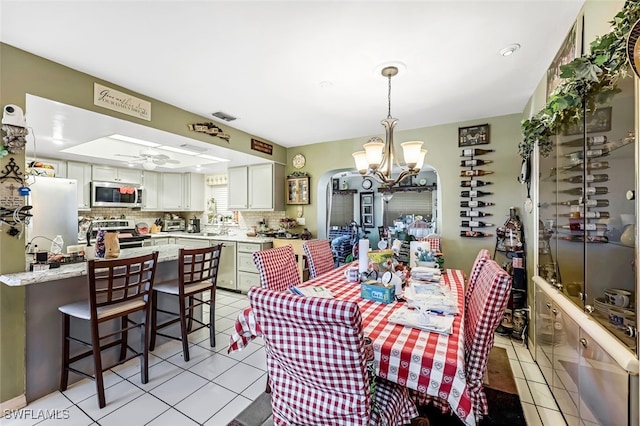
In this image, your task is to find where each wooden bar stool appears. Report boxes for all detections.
[59,252,159,409]
[149,245,222,362]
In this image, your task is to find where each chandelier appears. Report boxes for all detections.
[352,66,427,188]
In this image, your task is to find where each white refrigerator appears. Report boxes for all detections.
[27,176,78,253]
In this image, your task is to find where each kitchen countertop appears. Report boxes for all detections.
[150,232,274,244]
[0,244,184,287]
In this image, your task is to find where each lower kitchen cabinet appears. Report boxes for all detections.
[152,237,175,245]
[210,240,237,291]
[237,241,272,293]
[534,278,637,426]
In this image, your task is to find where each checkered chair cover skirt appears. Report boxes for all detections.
[418,235,441,252]
[464,248,491,311]
[303,239,335,279]
[465,259,512,418]
[248,287,417,425]
[252,245,301,292]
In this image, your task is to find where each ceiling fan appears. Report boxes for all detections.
[116,149,180,170]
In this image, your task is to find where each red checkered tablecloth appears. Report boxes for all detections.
[228,263,475,426]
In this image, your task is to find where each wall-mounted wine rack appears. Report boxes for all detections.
[459,148,495,238]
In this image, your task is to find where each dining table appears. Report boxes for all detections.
[228,262,476,426]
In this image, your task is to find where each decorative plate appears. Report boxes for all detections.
[292,154,306,169]
[362,178,373,190]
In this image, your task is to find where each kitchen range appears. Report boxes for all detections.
[87,219,151,248]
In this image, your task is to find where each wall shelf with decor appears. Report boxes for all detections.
[377,184,436,194]
[333,189,357,196]
[459,142,495,238]
[286,174,310,205]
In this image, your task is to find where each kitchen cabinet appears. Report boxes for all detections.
[182,173,204,211]
[160,173,183,210]
[141,171,160,211]
[228,163,285,211]
[66,161,91,210]
[237,241,272,293]
[27,157,67,178]
[174,237,210,249]
[152,237,175,246]
[92,165,142,184]
[211,240,237,291]
[286,175,310,205]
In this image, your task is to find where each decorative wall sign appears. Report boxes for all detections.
[93,83,151,121]
[251,138,273,155]
[561,106,612,136]
[458,124,490,147]
[187,122,231,142]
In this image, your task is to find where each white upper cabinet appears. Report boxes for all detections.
[141,171,160,211]
[92,165,142,184]
[66,161,91,210]
[183,173,205,211]
[160,173,183,210]
[228,163,284,211]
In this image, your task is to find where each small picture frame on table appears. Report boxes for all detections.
[458,124,490,147]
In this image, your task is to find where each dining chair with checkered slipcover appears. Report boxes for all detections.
[464,259,512,419]
[464,248,491,312]
[248,287,419,426]
[302,239,335,279]
[252,245,301,292]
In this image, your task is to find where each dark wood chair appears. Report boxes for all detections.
[59,251,159,408]
[149,245,222,362]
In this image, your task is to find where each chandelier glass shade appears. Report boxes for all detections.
[353,65,426,187]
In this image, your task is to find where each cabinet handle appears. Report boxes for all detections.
[546,303,552,310]
[580,338,588,348]
[584,305,594,314]
[554,283,563,291]
[552,308,558,316]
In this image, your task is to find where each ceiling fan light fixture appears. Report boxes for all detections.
[142,159,157,170]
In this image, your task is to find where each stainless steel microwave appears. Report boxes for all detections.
[90,181,143,208]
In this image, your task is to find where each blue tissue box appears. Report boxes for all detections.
[361,281,395,304]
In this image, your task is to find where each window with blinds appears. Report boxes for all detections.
[210,186,232,216]
[330,194,355,227]
[384,192,433,226]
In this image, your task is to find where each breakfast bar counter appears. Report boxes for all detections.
[0,245,191,402]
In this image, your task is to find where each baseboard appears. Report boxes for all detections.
[0,394,27,416]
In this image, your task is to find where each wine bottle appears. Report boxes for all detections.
[559,211,610,219]
[564,147,611,160]
[460,230,492,238]
[559,235,609,243]
[561,223,608,231]
[561,161,609,171]
[461,220,494,227]
[460,200,495,208]
[555,186,608,195]
[556,174,609,183]
[460,190,493,198]
[555,198,609,207]
[460,169,494,177]
[459,159,494,167]
[460,180,492,188]
[460,210,492,217]
[460,148,495,157]
[560,135,607,147]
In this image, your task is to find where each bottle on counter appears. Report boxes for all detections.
[460,148,495,157]
[459,159,493,167]
[460,180,492,188]
[460,190,493,198]
[461,220,494,228]
[460,200,494,208]
[503,206,523,249]
[460,210,492,217]
[460,169,494,177]
[50,235,64,255]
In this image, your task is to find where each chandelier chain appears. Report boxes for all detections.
[387,74,392,119]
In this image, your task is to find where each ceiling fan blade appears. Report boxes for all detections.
[152,154,171,160]
[115,154,142,158]
[152,158,167,165]
[164,159,180,164]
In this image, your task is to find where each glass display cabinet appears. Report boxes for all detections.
[286,175,310,205]
[535,73,638,425]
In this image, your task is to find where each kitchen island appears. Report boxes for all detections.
[0,244,201,402]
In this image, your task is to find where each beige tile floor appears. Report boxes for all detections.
[1,289,566,426]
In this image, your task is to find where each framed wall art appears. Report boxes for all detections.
[562,106,612,136]
[458,124,490,147]
[546,14,583,100]
[360,191,375,228]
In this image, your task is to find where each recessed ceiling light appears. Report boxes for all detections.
[499,43,521,57]
[110,134,160,147]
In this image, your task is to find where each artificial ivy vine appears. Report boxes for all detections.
[519,0,640,160]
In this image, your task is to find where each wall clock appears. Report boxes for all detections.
[361,178,373,190]
[292,154,306,169]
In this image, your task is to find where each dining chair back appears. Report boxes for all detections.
[248,287,418,425]
[252,245,300,292]
[150,244,222,362]
[302,239,335,279]
[464,248,491,311]
[464,259,512,419]
[421,233,441,253]
[59,252,159,408]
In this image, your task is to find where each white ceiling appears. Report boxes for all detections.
[1,0,585,171]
